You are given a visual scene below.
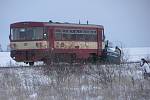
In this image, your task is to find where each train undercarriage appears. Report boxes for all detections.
[42,51,121,65]
[11,48,121,66]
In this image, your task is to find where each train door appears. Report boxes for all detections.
[48,28,54,60]
[43,27,54,64]
[48,28,54,51]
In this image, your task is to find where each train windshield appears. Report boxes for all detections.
[11,27,44,40]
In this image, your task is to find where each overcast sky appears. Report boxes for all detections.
[0,0,150,49]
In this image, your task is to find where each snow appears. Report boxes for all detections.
[1,64,148,100]
[0,51,150,99]
[0,52,16,67]
[0,47,150,66]
[29,93,37,99]
[124,47,150,62]
[0,52,43,67]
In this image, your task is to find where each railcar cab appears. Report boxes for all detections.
[10,22,49,66]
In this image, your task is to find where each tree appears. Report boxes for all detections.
[0,44,3,52]
[7,44,10,52]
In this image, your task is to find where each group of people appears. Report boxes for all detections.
[140,58,150,79]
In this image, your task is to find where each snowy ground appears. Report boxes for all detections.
[123,47,150,62]
[0,52,43,67]
[0,47,150,100]
[0,64,150,100]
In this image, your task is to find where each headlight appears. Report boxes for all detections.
[10,43,16,49]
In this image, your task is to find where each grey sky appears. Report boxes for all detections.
[0,0,150,49]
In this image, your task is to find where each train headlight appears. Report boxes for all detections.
[10,43,16,49]
[43,33,48,39]
[13,57,16,60]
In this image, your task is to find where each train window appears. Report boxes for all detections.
[11,27,44,40]
[76,34,85,41]
[19,30,26,40]
[87,30,89,33]
[70,30,74,33]
[76,30,80,33]
[55,32,62,40]
[83,30,86,33]
[20,28,25,32]
[32,27,43,40]
[63,30,66,33]
[71,34,76,40]
[54,29,97,41]
[79,30,82,33]
[65,30,69,33]
[62,33,72,40]
[102,29,105,41]
[72,30,75,33]
[75,30,78,33]
[11,28,19,40]
[91,34,97,41]
[28,28,34,40]
[85,34,97,41]
[90,30,94,33]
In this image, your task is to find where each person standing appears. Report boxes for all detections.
[140,58,150,79]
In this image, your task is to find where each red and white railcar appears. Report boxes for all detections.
[9,21,112,65]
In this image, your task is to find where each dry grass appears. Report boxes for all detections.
[0,63,150,100]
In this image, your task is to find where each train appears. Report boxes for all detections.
[9,21,121,65]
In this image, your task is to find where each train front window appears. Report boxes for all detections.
[11,27,44,40]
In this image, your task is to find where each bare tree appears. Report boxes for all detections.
[0,44,3,52]
[121,48,130,63]
[7,44,10,52]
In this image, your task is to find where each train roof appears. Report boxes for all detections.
[11,21,104,29]
[44,22,104,29]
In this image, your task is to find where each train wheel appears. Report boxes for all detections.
[29,62,34,66]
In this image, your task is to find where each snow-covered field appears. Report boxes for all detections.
[0,52,43,67]
[0,52,15,66]
[124,47,150,62]
[0,64,150,100]
[0,47,150,100]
